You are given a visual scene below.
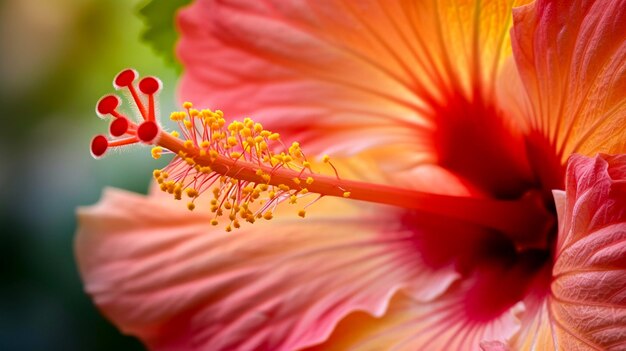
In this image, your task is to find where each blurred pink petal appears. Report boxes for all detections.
[76,188,458,350]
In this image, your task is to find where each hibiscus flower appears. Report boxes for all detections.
[76,0,626,350]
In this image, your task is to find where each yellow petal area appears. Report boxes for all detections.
[303,284,523,351]
[511,0,626,160]
[177,0,532,162]
[75,188,458,351]
[506,302,557,350]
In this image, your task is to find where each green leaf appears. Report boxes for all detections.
[138,0,192,71]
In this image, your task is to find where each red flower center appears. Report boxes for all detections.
[405,91,563,321]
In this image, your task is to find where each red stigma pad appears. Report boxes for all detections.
[114,69,137,88]
[91,135,109,158]
[110,117,129,137]
[139,77,161,95]
[137,121,159,142]
[96,95,119,116]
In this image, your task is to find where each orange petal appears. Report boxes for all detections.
[75,189,457,350]
[510,154,626,350]
[303,281,524,351]
[177,0,531,160]
[511,0,626,160]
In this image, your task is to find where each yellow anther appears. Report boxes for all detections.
[187,202,196,211]
[227,136,238,146]
[153,169,162,178]
[184,120,193,129]
[162,172,169,179]
[185,157,195,166]
[303,161,311,169]
[256,169,265,176]
[323,155,330,163]
[186,188,198,198]
[211,219,219,226]
[300,188,309,194]
[169,112,181,121]
[241,127,252,138]
[242,184,254,194]
[289,195,297,204]
[151,146,163,159]
[174,184,183,200]
[184,140,194,149]
[170,130,180,138]
[268,133,280,141]
[298,210,306,218]
[278,184,290,191]
[233,220,241,229]
[259,184,269,191]
[225,225,232,232]
[190,109,200,117]
[260,130,271,138]
[269,190,276,199]
[306,177,314,185]
[263,211,273,220]
[293,178,301,185]
[262,174,271,182]
[200,141,210,148]
[183,101,193,109]
[343,191,351,198]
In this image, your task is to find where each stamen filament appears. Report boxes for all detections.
[127,84,147,120]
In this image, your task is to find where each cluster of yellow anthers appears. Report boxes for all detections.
[91,69,347,232]
[152,102,345,232]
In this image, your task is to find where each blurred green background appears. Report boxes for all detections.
[0,0,183,349]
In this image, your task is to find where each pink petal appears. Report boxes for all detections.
[76,188,457,350]
[480,340,510,351]
[176,0,531,162]
[511,0,626,159]
[549,154,626,350]
[508,154,626,350]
